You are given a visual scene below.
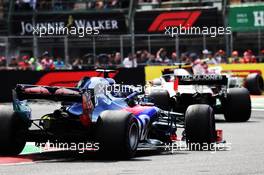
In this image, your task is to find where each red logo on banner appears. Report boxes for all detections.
[36,71,118,87]
[148,11,201,32]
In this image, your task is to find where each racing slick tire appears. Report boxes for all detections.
[223,88,251,122]
[95,110,139,159]
[245,73,264,95]
[185,105,216,150]
[148,88,170,111]
[0,106,27,155]
[152,78,162,86]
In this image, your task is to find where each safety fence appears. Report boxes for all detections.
[1,63,263,102]
[1,32,263,65]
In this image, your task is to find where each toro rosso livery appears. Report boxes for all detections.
[0,76,219,159]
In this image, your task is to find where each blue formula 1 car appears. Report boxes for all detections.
[0,76,217,159]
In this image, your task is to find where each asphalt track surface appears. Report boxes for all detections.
[0,97,264,175]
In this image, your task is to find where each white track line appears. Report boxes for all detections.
[252,108,264,111]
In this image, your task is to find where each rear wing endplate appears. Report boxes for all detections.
[13,84,94,102]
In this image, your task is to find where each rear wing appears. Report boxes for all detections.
[176,75,228,85]
[162,66,193,75]
[13,84,94,102]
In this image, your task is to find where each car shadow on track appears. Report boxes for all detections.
[215,119,260,123]
[3,149,189,164]
[0,147,230,164]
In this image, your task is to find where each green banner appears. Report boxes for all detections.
[228,4,264,31]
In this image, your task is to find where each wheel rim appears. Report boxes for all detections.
[128,122,139,150]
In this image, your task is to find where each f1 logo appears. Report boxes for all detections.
[253,11,264,27]
[148,11,201,32]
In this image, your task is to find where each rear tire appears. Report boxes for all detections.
[245,73,264,95]
[148,88,170,110]
[152,78,162,86]
[185,105,216,150]
[95,110,139,159]
[223,88,251,122]
[0,106,27,155]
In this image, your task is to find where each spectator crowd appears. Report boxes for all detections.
[0,48,264,70]
[15,0,128,11]
[0,51,65,70]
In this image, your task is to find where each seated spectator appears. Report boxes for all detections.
[136,51,145,65]
[96,54,109,67]
[113,52,122,65]
[214,49,226,63]
[189,52,198,62]
[0,56,6,67]
[95,0,105,9]
[229,51,241,63]
[123,53,137,68]
[107,0,120,8]
[107,53,114,66]
[180,52,192,64]
[260,49,264,63]
[38,0,52,10]
[15,0,33,11]
[82,53,95,66]
[54,57,65,69]
[241,50,257,63]
[0,56,6,70]
[53,0,64,11]
[141,50,150,64]
[171,52,179,64]
[72,58,83,69]
[28,57,42,70]
[41,51,55,70]
[156,48,169,63]
[18,55,31,70]
[202,49,209,59]
[87,1,96,9]
[146,54,156,65]
[9,57,19,68]
[203,49,218,64]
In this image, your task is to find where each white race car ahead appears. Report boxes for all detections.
[147,66,253,122]
[207,66,263,95]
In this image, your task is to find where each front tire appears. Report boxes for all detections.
[223,88,251,122]
[95,110,139,159]
[185,105,216,150]
[0,106,27,155]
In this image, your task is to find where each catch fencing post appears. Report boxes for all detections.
[175,34,180,59]
[148,35,151,54]
[230,32,233,56]
[92,36,96,59]
[64,36,69,65]
[203,34,206,51]
[120,35,124,61]
[258,29,261,57]
[5,37,8,66]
